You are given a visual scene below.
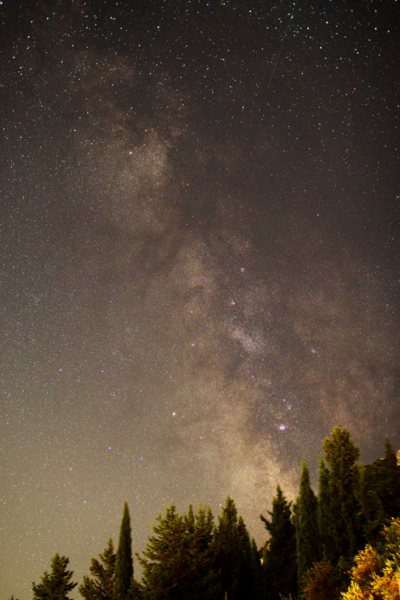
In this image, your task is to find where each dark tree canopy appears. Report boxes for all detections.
[295,461,321,594]
[79,539,116,600]
[137,503,221,600]
[32,553,77,600]
[113,501,134,600]
[322,426,362,564]
[261,485,297,600]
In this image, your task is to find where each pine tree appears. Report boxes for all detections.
[32,554,77,600]
[250,539,262,600]
[79,539,116,600]
[213,496,242,600]
[113,501,134,600]
[236,516,259,600]
[261,485,297,600]
[137,503,221,600]
[322,426,362,565]
[295,461,321,595]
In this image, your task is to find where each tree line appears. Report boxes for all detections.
[27,427,400,600]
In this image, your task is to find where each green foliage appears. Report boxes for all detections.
[128,579,145,600]
[261,485,297,600]
[32,553,77,600]
[137,503,221,600]
[113,501,134,600]
[295,461,321,595]
[322,427,362,565]
[79,539,116,600]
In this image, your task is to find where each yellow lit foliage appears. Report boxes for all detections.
[341,519,400,600]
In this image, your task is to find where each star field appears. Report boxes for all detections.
[1,0,399,598]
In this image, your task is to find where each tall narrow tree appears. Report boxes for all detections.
[236,516,259,600]
[32,554,77,600]
[295,461,321,594]
[113,501,133,600]
[322,426,361,565]
[261,485,297,600]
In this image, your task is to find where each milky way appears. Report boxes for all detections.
[1,1,399,597]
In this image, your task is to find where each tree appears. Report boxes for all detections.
[302,556,344,600]
[318,456,331,557]
[79,539,116,600]
[356,464,385,546]
[137,503,221,600]
[261,485,297,600]
[250,538,263,600]
[32,553,77,600]
[322,427,362,565]
[341,518,400,600]
[113,501,134,600]
[373,439,400,520]
[295,461,321,595]
[213,496,242,600]
[236,516,260,600]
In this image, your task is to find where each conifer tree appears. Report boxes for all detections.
[113,501,133,600]
[356,464,385,545]
[32,553,77,600]
[380,438,400,518]
[295,461,321,594]
[137,503,221,600]
[214,496,242,600]
[236,516,259,600]
[79,539,116,600]
[250,539,262,600]
[261,485,297,600]
[322,426,361,565]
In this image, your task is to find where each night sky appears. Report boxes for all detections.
[1,0,399,597]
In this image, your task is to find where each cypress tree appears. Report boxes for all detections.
[113,501,133,600]
[32,554,77,600]
[261,485,297,600]
[79,539,116,600]
[322,427,361,566]
[295,461,321,594]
